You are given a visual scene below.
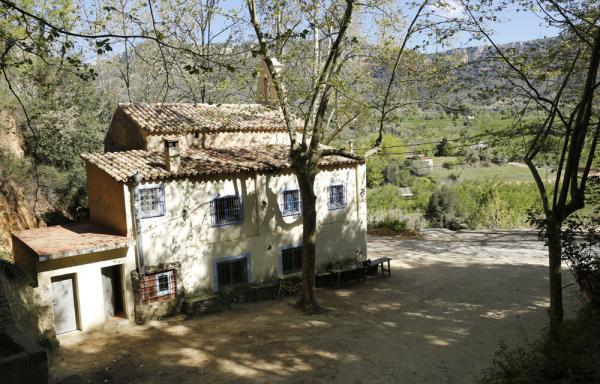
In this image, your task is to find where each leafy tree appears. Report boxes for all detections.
[435,137,450,157]
[425,186,460,229]
[464,0,600,334]
[246,0,356,313]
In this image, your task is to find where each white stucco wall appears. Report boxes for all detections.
[8,245,136,335]
[36,247,137,331]
[134,164,367,296]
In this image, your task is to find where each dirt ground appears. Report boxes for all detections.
[50,230,580,384]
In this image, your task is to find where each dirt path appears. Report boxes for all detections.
[50,231,580,384]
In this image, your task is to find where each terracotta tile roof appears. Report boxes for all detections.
[11,223,133,261]
[118,103,303,134]
[81,146,363,182]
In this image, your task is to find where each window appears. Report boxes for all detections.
[210,195,242,227]
[328,184,346,210]
[281,189,301,216]
[282,247,302,275]
[138,186,165,219]
[155,272,172,296]
[139,270,176,303]
[217,258,248,289]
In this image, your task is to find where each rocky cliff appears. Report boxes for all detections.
[0,111,44,253]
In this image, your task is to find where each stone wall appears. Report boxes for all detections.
[0,261,55,346]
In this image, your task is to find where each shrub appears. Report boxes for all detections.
[425,186,462,229]
[447,172,460,183]
[442,161,456,169]
[435,137,450,157]
[375,218,408,232]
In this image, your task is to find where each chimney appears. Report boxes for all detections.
[348,140,354,154]
[257,58,282,107]
[163,137,180,172]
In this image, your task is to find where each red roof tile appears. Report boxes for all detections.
[81,146,363,182]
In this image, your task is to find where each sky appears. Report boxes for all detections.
[217,0,561,51]
[428,0,560,49]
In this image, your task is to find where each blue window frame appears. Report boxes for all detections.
[138,186,165,219]
[210,195,242,227]
[328,184,346,210]
[281,189,301,216]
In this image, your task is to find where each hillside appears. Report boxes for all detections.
[0,111,45,253]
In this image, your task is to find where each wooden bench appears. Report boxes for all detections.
[327,264,368,287]
[365,257,392,277]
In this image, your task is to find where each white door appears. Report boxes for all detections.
[51,274,78,334]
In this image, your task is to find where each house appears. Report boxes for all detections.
[8,68,367,336]
[398,187,414,199]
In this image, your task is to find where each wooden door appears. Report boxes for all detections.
[51,274,78,334]
[101,265,124,319]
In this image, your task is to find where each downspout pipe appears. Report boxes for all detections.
[130,171,146,275]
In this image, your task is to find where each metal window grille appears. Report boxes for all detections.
[217,258,248,289]
[328,184,346,210]
[138,186,165,219]
[282,247,303,275]
[210,195,242,226]
[139,270,176,303]
[281,189,301,216]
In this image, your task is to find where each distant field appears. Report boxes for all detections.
[430,161,553,184]
[394,113,516,146]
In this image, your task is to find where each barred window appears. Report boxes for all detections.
[210,195,242,227]
[217,258,248,289]
[139,270,176,303]
[156,272,172,296]
[138,186,165,219]
[281,189,301,216]
[282,247,302,275]
[328,184,346,210]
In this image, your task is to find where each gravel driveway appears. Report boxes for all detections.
[51,230,579,384]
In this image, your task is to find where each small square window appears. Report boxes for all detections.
[138,186,165,219]
[281,189,301,216]
[155,271,173,297]
[211,195,242,227]
[282,247,302,275]
[328,184,346,210]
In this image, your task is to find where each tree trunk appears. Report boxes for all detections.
[295,164,322,313]
[547,219,564,336]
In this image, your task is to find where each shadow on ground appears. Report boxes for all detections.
[50,232,580,384]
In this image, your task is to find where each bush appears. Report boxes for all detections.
[425,186,463,229]
[373,218,408,232]
[447,172,460,182]
[442,161,457,169]
[435,137,450,157]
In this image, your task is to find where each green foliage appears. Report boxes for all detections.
[435,137,450,157]
[425,186,462,230]
[422,180,542,230]
[361,134,407,188]
[366,156,386,188]
[479,305,600,384]
[370,217,408,232]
